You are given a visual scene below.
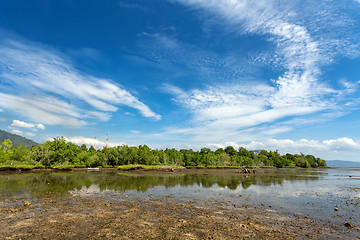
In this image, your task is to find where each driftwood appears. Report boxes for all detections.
[242,167,257,174]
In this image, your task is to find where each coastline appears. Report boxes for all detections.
[0,164,329,172]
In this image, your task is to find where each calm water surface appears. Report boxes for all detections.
[1,168,359,226]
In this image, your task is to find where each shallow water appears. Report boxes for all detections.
[1,168,359,228]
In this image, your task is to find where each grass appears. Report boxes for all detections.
[117,164,258,171]
[0,164,45,170]
[117,164,185,171]
[51,165,76,170]
[0,163,88,171]
[186,165,259,169]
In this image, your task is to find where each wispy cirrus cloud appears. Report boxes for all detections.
[137,32,254,83]
[0,37,161,126]
[0,93,87,127]
[163,82,330,144]
[158,0,360,145]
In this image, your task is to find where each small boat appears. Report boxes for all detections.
[87,167,99,172]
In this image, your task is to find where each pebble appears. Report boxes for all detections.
[344,222,354,229]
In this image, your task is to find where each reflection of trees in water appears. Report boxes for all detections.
[0,170,320,196]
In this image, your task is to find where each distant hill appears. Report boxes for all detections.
[0,129,38,149]
[326,160,360,168]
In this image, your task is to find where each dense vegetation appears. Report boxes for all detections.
[0,129,38,149]
[0,136,326,169]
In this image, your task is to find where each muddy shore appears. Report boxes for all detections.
[1,193,359,240]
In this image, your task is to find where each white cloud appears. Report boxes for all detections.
[206,137,360,161]
[8,120,46,138]
[243,138,360,152]
[10,129,36,137]
[0,94,85,127]
[65,136,126,149]
[0,38,161,126]
[261,126,293,136]
[161,0,360,144]
[10,120,46,132]
[37,124,46,130]
[24,132,36,137]
[11,120,35,129]
[10,129,23,135]
[165,83,325,143]
[243,138,360,160]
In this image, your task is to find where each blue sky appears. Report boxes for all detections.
[1,0,360,161]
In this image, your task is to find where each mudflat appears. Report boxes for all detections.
[1,193,358,239]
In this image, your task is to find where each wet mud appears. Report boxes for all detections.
[1,193,359,239]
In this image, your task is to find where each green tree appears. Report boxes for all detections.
[2,139,13,151]
[225,146,237,156]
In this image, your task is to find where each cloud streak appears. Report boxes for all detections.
[137,33,252,83]
[0,38,161,126]
[0,93,86,127]
[160,0,360,144]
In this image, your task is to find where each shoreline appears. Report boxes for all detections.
[0,165,329,172]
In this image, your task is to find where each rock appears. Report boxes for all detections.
[344,222,354,229]
[24,201,31,206]
[334,208,339,211]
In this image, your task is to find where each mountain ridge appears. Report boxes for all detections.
[0,129,38,149]
[326,160,360,168]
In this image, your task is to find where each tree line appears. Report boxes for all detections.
[0,136,327,168]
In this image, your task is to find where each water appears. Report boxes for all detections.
[1,168,359,228]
